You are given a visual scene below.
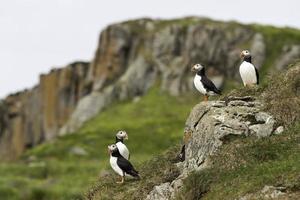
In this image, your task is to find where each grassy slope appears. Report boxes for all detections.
[0,87,199,200]
[87,63,300,200]
[86,123,300,200]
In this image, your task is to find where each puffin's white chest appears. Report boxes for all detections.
[116,142,130,160]
[193,75,207,95]
[239,61,257,86]
[110,156,123,176]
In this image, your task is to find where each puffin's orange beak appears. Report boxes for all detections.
[240,52,245,59]
[191,66,196,72]
[124,134,128,140]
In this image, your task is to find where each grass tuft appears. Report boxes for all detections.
[262,63,300,126]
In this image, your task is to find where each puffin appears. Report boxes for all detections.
[115,130,130,160]
[239,50,259,86]
[108,144,140,184]
[191,64,221,101]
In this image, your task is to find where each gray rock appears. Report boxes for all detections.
[274,126,284,135]
[261,185,286,198]
[184,99,275,171]
[147,97,278,199]
[249,112,276,138]
[146,182,173,200]
[276,45,300,70]
[238,185,287,200]
[228,100,256,107]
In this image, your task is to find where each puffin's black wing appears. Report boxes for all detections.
[117,157,139,178]
[254,67,259,85]
[201,76,221,95]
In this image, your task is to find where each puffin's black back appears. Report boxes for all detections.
[117,157,139,178]
[196,68,222,94]
[111,147,139,178]
[254,67,259,84]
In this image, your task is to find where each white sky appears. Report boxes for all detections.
[1,0,300,98]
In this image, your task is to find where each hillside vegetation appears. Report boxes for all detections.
[86,63,300,200]
[0,87,199,200]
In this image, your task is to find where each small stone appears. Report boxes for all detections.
[228,100,254,107]
[211,101,226,108]
[261,185,286,198]
[27,155,37,162]
[28,161,46,168]
[132,96,141,103]
[274,126,284,135]
[69,146,88,156]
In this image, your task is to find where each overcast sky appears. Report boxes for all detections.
[1,0,300,98]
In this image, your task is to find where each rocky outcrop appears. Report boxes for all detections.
[1,17,299,159]
[146,96,280,199]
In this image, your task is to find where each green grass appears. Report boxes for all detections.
[0,87,199,200]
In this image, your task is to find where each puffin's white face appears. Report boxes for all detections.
[191,64,204,72]
[116,130,128,140]
[240,50,251,59]
[108,144,118,153]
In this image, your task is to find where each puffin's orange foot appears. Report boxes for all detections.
[203,95,208,102]
[116,176,124,184]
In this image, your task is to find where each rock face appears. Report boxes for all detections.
[0,62,91,158]
[0,17,299,159]
[275,45,300,70]
[146,96,280,199]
